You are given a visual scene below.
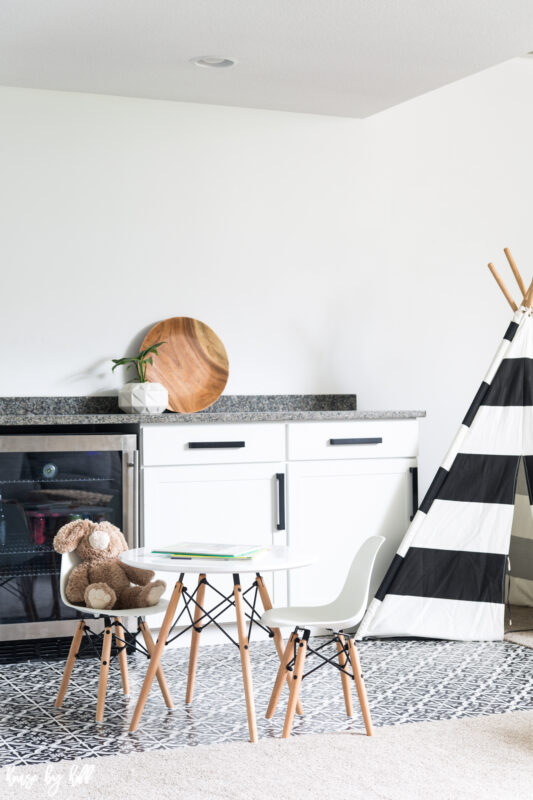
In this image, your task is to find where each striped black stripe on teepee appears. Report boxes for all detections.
[418,455,518,516]
[482,358,533,406]
[461,319,520,427]
[376,548,506,604]
[437,454,519,505]
[504,321,519,341]
[462,382,490,426]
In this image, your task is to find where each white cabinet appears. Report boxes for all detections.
[287,420,418,461]
[143,422,285,466]
[287,458,416,608]
[142,460,285,626]
[141,417,420,630]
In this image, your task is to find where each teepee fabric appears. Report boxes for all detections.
[358,309,533,641]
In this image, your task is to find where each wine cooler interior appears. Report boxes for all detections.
[0,434,137,651]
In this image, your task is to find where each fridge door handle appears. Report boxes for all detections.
[123,450,139,548]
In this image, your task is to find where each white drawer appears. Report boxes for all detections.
[287,420,418,461]
[142,423,286,466]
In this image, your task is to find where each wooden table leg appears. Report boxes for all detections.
[347,637,373,736]
[337,634,353,717]
[282,632,307,738]
[233,574,258,743]
[129,576,184,732]
[186,573,207,704]
[114,617,130,697]
[256,573,304,716]
[96,618,113,723]
[55,619,85,707]
[139,620,174,708]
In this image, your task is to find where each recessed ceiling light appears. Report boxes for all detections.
[191,56,236,69]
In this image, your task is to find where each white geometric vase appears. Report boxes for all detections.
[118,382,169,415]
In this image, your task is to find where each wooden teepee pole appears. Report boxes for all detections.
[504,248,527,299]
[487,262,518,311]
[523,278,533,309]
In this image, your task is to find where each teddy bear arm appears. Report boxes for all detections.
[65,563,90,604]
[120,562,155,586]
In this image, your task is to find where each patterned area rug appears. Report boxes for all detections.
[2,637,533,766]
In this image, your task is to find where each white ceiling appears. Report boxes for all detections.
[1,1,533,118]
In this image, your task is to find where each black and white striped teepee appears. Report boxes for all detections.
[358,254,533,641]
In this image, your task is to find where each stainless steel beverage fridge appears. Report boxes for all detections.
[0,433,138,659]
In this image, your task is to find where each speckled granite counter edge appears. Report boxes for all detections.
[0,395,425,425]
[0,409,426,426]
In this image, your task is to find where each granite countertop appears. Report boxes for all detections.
[0,395,425,426]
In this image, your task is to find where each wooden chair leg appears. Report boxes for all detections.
[282,633,307,738]
[347,638,373,736]
[256,574,303,716]
[130,578,184,732]
[96,619,113,723]
[114,617,130,697]
[266,631,297,719]
[233,575,258,743]
[337,635,353,717]
[55,619,85,707]
[186,573,207,704]
[139,619,174,708]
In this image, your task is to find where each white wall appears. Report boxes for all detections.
[2,58,533,492]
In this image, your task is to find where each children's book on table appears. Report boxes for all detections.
[151,543,269,560]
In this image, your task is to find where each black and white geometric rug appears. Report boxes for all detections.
[1,638,533,766]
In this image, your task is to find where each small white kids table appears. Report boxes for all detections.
[122,546,315,742]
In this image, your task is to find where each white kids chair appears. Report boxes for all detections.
[262,536,384,738]
[55,550,173,722]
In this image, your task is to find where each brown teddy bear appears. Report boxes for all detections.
[54,519,166,611]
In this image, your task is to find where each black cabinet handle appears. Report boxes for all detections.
[410,466,418,521]
[188,441,245,449]
[329,437,383,446]
[276,473,286,531]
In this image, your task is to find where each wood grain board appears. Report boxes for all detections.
[141,317,229,413]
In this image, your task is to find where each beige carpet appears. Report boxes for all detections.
[2,710,533,800]
[505,605,533,648]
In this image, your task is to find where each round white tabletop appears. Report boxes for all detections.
[121,545,315,575]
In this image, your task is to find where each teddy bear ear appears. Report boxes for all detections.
[96,521,129,552]
[53,520,90,553]
[110,526,129,552]
[117,530,129,552]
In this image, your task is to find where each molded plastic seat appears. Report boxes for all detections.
[262,536,385,739]
[56,551,173,723]
[59,550,169,618]
[261,535,385,631]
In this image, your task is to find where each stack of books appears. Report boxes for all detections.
[151,542,269,561]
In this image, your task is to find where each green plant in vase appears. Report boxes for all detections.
[112,341,168,414]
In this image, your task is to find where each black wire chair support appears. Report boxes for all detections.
[76,615,151,662]
[284,627,357,681]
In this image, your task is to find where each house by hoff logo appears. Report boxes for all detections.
[4,762,95,797]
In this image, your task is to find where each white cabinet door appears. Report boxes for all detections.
[287,458,416,609]
[142,462,286,627]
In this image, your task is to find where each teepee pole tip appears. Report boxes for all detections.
[523,278,533,309]
[487,262,518,311]
[503,247,527,298]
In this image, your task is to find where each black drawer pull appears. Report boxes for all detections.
[329,437,383,446]
[188,441,246,449]
[276,473,286,531]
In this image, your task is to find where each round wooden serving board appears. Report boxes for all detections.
[141,317,229,413]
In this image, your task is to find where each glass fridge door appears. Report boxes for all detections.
[0,440,133,627]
